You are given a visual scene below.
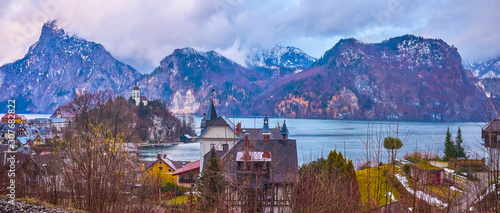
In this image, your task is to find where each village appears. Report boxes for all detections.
[1,86,500,212]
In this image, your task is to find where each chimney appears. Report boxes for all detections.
[235,123,241,135]
[157,153,161,160]
[244,133,250,148]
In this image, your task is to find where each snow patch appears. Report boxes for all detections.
[395,174,448,208]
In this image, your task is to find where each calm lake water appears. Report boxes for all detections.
[18,114,487,168]
[141,116,487,168]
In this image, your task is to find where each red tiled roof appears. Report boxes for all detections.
[1,113,22,122]
[172,160,200,176]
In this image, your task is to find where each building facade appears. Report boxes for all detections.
[198,91,298,212]
[132,84,148,106]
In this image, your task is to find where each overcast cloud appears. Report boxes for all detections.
[0,0,499,73]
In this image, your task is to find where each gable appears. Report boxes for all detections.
[33,136,45,146]
[146,159,176,173]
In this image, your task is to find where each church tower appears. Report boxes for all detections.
[133,83,141,106]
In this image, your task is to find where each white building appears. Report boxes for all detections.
[199,91,240,171]
[132,84,148,106]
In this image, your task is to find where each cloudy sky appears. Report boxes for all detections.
[0,0,499,73]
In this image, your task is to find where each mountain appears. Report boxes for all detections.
[0,21,141,113]
[253,35,486,121]
[0,22,489,121]
[464,56,500,79]
[246,45,316,78]
[135,47,263,115]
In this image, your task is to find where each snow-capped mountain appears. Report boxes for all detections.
[0,21,141,113]
[246,45,316,78]
[464,56,500,79]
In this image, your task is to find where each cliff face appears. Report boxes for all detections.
[0,21,141,113]
[134,48,263,116]
[254,35,486,121]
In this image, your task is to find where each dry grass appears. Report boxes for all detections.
[356,165,400,208]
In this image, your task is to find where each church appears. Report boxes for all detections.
[132,84,148,106]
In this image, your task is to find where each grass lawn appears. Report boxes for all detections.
[425,184,462,199]
[416,161,442,170]
[166,195,189,204]
[356,165,400,208]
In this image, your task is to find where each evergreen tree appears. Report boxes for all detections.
[443,127,455,161]
[198,147,226,211]
[455,127,466,159]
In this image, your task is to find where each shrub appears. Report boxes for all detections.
[403,164,411,176]
[161,182,186,197]
[404,152,423,163]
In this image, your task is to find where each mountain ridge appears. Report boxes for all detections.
[0,21,141,113]
[0,22,490,121]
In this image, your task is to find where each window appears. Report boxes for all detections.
[223,144,229,152]
[159,166,163,170]
[168,168,172,172]
[159,161,162,164]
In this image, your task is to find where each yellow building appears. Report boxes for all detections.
[32,135,46,146]
[143,154,189,185]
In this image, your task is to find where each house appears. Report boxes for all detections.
[410,162,445,185]
[172,160,200,187]
[0,123,27,139]
[32,135,46,146]
[28,118,51,130]
[200,98,298,212]
[215,118,298,212]
[482,119,500,168]
[199,90,240,171]
[1,113,27,124]
[132,84,148,106]
[50,106,74,119]
[51,118,69,132]
[180,134,193,142]
[143,154,190,186]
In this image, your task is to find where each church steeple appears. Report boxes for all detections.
[206,89,217,122]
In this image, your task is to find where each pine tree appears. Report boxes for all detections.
[455,127,466,159]
[198,147,225,211]
[443,127,455,161]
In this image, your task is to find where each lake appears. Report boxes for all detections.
[141,116,487,167]
[16,114,487,167]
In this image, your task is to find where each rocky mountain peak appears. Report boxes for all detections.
[0,21,141,113]
[40,21,65,40]
[247,45,316,69]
